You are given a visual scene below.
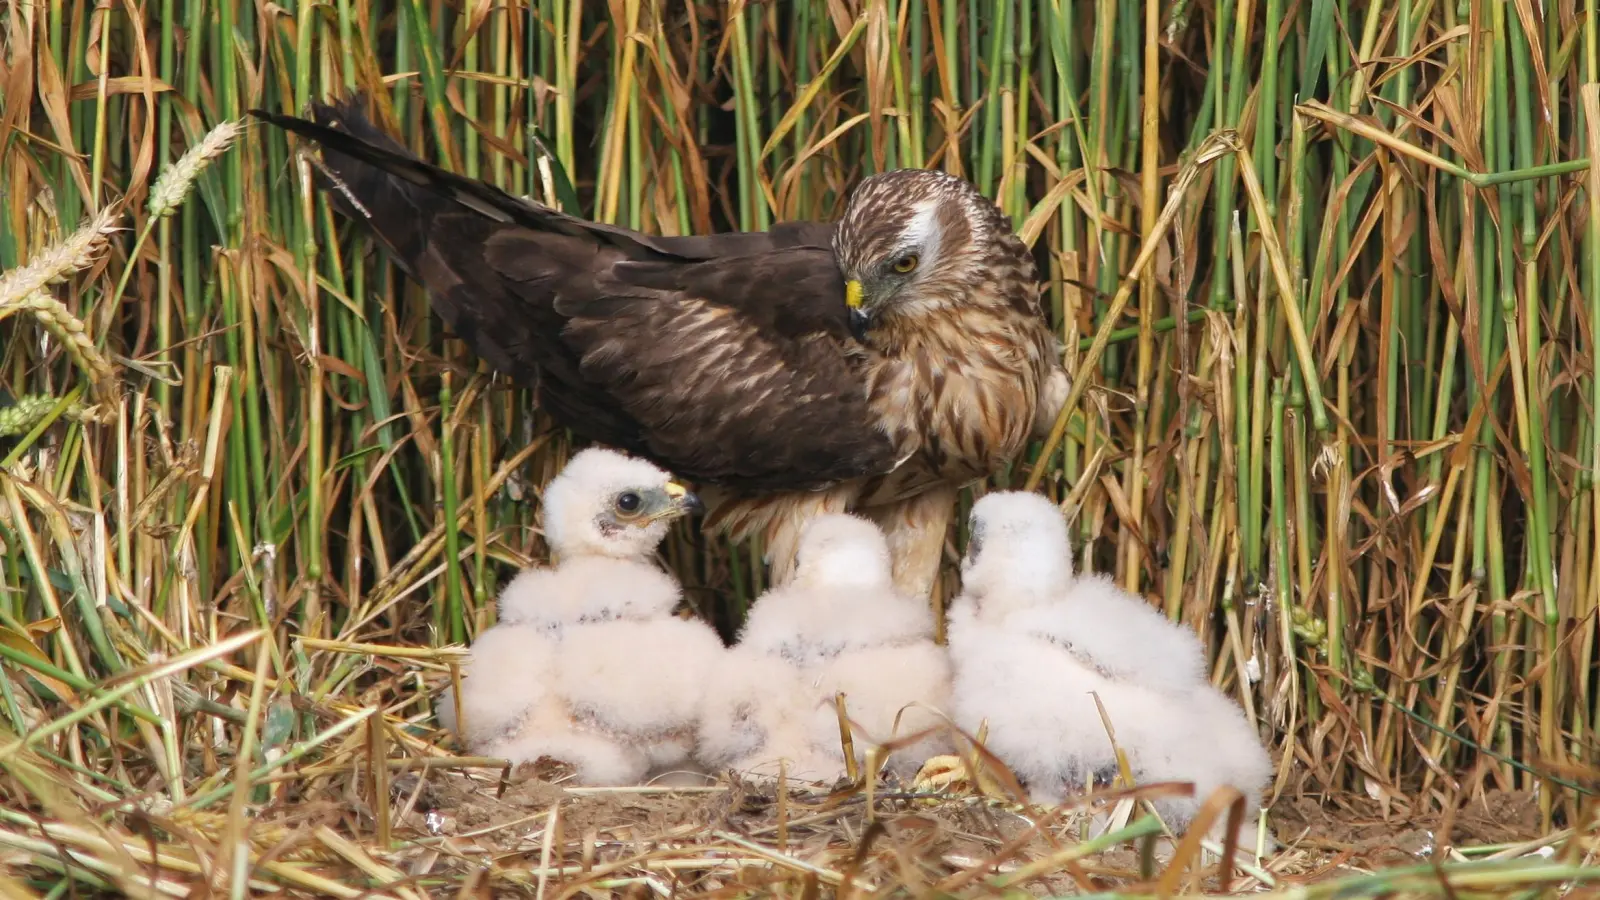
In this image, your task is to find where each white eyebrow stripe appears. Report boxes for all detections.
[900,199,943,262]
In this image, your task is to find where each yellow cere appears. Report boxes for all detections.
[845,279,864,309]
[663,482,689,499]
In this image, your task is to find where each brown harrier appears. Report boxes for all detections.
[251,97,1067,599]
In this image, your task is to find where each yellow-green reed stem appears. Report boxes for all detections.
[595,0,639,224]
[300,203,326,607]
[464,22,481,181]
[1285,112,1320,719]
[46,0,77,225]
[908,0,926,167]
[218,262,257,589]
[438,372,465,645]
[213,0,242,240]
[1008,0,1030,219]
[473,394,493,626]
[1123,0,1160,594]
[731,5,769,230]
[965,0,979,114]
[1255,0,1279,212]
[1245,251,1270,589]
[1420,289,1458,533]
[1395,0,1431,444]
[1584,7,1600,765]
[975,0,1008,196]
[288,0,326,610]
[175,0,204,598]
[940,0,961,174]
[1269,378,1295,704]
[553,0,578,177]
[155,0,176,415]
[791,0,816,202]
[87,8,111,213]
[762,3,780,143]
[402,0,456,171]
[887,0,914,171]
[1507,11,1561,820]
[1043,0,1085,486]
[1476,1,1513,790]
[490,0,513,190]
[336,0,359,90]
[650,31,693,234]
[1217,0,1255,579]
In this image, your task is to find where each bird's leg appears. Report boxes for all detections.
[865,485,960,602]
[1034,364,1072,439]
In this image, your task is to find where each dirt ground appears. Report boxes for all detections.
[1267,789,1546,866]
[380,758,1560,895]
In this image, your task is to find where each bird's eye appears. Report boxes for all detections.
[892,254,919,274]
[615,492,642,515]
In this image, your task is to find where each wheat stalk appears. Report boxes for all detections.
[0,394,105,437]
[0,207,122,308]
[147,119,246,218]
[0,291,118,390]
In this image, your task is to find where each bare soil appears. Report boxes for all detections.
[376,757,1556,896]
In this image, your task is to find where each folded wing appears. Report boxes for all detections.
[252,99,902,492]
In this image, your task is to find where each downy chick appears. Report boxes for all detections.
[947,491,1272,837]
[698,514,952,783]
[448,447,725,785]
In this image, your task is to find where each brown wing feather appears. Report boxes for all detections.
[250,96,899,492]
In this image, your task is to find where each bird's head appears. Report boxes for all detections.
[791,513,895,591]
[960,491,1074,616]
[541,448,702,561]
[832,169,1032,333]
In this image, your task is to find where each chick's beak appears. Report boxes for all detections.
[660,481,704,517]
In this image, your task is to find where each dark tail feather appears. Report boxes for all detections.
[248,100,550,230]
[249,96,693,260]
[250,95,839,263]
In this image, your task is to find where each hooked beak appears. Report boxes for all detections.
[848,308,872,342]
[845,279,873,340]
[659,481,704,518]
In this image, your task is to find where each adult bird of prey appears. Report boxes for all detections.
[250,96,1069,600]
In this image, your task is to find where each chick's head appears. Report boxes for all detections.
[791,513,893,591]
[961,491,1074,617]
[542,448,702,560]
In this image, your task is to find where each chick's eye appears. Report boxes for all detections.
[615,492,642,514]
[893,254,919,274]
